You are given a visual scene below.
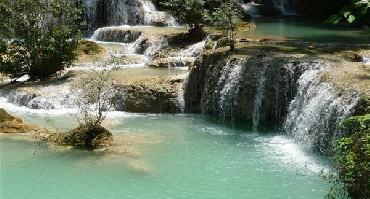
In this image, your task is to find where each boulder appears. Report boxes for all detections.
[52,125,113,149]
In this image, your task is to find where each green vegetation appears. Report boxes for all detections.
[0,0,83,80]
[325,0,370,24]
[162,0,207,30]
[205,1,240,51]
[327,114,370,199]
[163,0,241,49]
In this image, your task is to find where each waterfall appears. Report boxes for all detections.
[240,0,297,17]
[252,62,269,132]
[177,74,189,113]
[83,0,177,34]
[240,2,261,17]
[284,63,359,152]
[218,59,244,122]
[140,0,177,26]
[2,85,78,110]
[91,26,142,43]
[85,0,99,34]
[362,55,370,65]
[272,0,296,16]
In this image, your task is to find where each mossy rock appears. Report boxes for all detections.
[76,40,105,56]
[0,108,30,134]
[0,109,22,123]
[55,125,113,149]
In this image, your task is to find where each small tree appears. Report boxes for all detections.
[206,1,240,51]
[0,0,83,80]
[75,69,115,130]
[62,66,116,149]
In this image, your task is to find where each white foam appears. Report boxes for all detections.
[256,135,330,174]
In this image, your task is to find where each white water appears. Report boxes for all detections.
[284,62,359,152]
[272,0,296,16]
[140,0,177,26]
[240,2,261,17]
[84,0,177,34]
[240,0,296,17]
[362,55,370,65]
[252,62,269,132]
[218,60,244,121]
[178,40,206,58]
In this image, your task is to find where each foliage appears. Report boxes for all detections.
[0,0,83,80]
[70,64,116,149]
[74,66,115,130]
[162,0,207,29]
[326,114,370,198]
[205,0,240,50]
[325,0,370,24]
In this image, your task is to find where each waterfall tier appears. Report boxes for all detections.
[185,51,297,127]
[240,0,296,17]
[184,47,368,151]
[84,0,177,34]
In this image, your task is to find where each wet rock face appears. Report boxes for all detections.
[0,108,41,134]
[85,0,144,33]
[185,50,312,128]
[113,79,182,113]
[92,28,142,43]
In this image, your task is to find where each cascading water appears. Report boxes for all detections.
[1,84,78,110]
[84,0,176,34]
[362,55,370,65]
[272,0,296,15]
[140,0,177,26]
[91,26,142,43]
[240,0,296,17]
[240,2,261,17]
[217,59,244,122]
[252,62,269,132]
[284,62,359,152]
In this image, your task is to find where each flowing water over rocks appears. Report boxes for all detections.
[84,0,176,34]
[252,62,269,132]
[185,50,298,128]
[284,64,360,153]
[184,46,368,151]
[240,0,296,18]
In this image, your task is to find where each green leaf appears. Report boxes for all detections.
[343,11,351,18]
[347,14,356,23]
[325,15,341,24]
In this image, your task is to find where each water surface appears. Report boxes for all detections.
[245,18,370,44]
[1,108,332,199]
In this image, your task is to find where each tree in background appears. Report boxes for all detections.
[206,0,240,51]
[326,0,370,24]
[162,0,207,33]
[0,0,83,80]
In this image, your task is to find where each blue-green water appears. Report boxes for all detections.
[1,109,333,199]
[247,18,370,44]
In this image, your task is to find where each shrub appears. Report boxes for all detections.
[0,0,83,80]
[328,114,370,199]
